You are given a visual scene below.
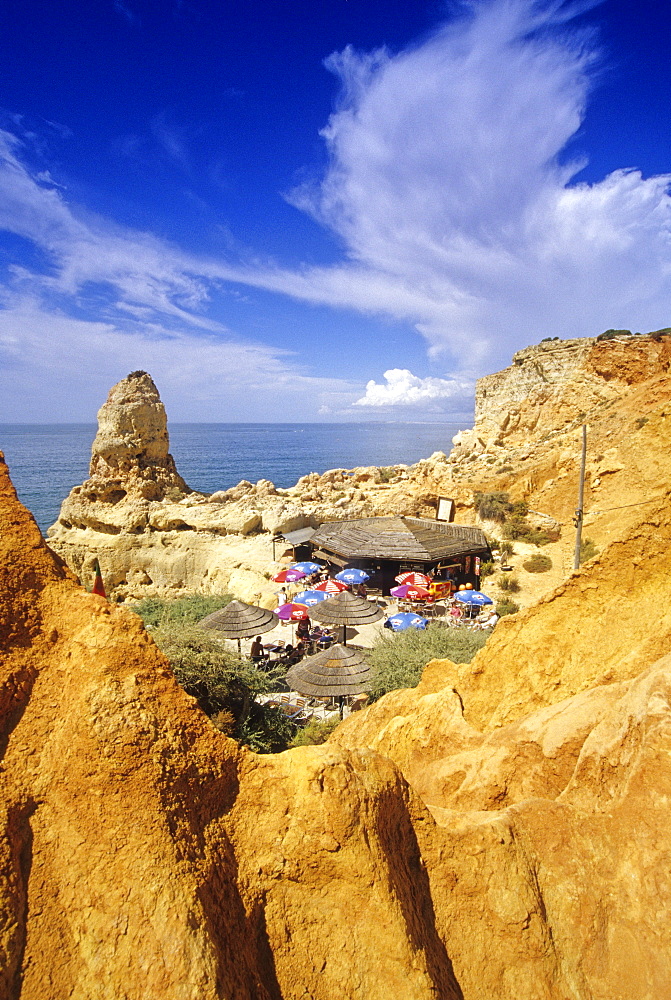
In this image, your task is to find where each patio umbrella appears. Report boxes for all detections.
[285,643,371,703]
[313,578,348,593]
[390,584,432,600]
[395,571,431,586]
[454,591,493,606]
[308,589,383,645]
[293,589,330,607]
[290,561,324,575]
[275,602,310,621]
[273,568,306,584]
[199,600,278,652]
[335,568,370,585]
[384,612,428,632]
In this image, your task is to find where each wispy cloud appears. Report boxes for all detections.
[270,0,671,366]
[2,0,671,421]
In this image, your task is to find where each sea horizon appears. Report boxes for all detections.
[1,420,469,535]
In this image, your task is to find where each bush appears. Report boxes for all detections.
[496,599,519,617]
[367,626,488,701]
[523,554,552,573]
[130,593,233,627]
[291,716,342,747]
[635,416,648,430]
[498,574,520,593]
[580,538,599,562]
[377,466,396,483]
[474,491,511,523]
[237,704,297,754]
[596,329,632,341]
[148,621,294,752]
[479,560,495,579]
[502,520,558,546]
[499,540,514,558]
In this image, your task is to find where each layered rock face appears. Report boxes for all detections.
[46,371,457,602]
[46,334,671,607]
[0,455,461,1000]
[4,418,671,996]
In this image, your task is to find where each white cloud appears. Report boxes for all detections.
[271,0,671,367]
[354,369,473,408]
[0,296,360,421]
[2,0,671,420]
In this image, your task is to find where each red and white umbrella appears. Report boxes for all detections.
[395,571,431,586]
[273,568,307,583]
[390,584,432,601]
[312,578,348,594]
[275,602,310,621]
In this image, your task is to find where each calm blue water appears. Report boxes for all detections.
[0,422,465,535]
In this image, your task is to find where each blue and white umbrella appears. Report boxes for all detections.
[384,612,428,632]
[293,589,330,607]
[454,590,493,606]
[335,568,370,585]
[290,561,324,575]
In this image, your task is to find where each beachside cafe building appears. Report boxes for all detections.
[307,516,490,595]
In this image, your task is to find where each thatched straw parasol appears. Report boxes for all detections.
[285,643,370,699]
[307,589,383,644]
[199,600,278,651]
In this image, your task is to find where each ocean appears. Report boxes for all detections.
[0,421,466,535]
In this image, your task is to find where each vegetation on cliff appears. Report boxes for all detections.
[366,626,488,701]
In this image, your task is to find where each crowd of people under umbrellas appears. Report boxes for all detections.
[248,561,498,670]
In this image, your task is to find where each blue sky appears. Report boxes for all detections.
[0,0,670,422]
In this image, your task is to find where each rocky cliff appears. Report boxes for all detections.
[46,372,460,603]
[46,333,671,610]
[0,454,460,1000]
[3,409,671,996]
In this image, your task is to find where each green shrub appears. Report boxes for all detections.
[367,627,488,701]
[502,520,558,546]
[501,515,530,540]
[130,593,233,627]
[498,574,520,592]
[291,716,342,747]
[499,540,514,558]
[237,705,296,754]
[496,599,519,617]
[479,560,495,579]
[580,538,599,562]
[148,621,294,752]
[596,329,632,341]
[523,554,552,573]
[635,416,648,430]
[377,466,396,483]
[474,491,511,523]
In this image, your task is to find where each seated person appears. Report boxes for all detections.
[250,635,266,662]
[296,618,311,642]
[281,643,303,666]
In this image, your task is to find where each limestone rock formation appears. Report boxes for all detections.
[0,454,461,1000]
[46,373,456,602]
[46,333,671,613]
[5,420,671,997]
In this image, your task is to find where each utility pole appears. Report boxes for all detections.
[573,424,587,570]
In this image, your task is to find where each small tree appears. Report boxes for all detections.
[367,626,488,701]
[523,554,552,573]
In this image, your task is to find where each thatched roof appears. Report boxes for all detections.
[310,516,488,562]
[285,643,370,697]
[307,590,384,626]
[199,600,278,638]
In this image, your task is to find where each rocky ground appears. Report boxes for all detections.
[2,324,671,995]
[46,334,671,621]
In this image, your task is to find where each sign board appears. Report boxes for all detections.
[436,497,455,522]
